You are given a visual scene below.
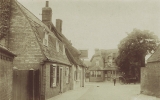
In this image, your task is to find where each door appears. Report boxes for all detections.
[59,67,63,93]
[13,69,39,100]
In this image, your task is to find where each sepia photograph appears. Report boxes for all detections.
[0,0,160,100]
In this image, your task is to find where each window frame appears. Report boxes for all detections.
[50,64,57,88]
[95,60,99,66]
[43,31,49,46]
[63,44,65,55]
[66,67,69,83]
[56,40,60,52]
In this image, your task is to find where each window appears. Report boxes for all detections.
[66,67,69,83]
[56,66,59,84]
[95,60,99,66]
[74,71,77,81]
[50,64,57,87]
[43,31,48,46]
[63,44,65,55]
[90,71,101,77]
[56,40,59,52]
[97,71,101,77]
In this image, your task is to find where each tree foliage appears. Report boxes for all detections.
[116,29,159,76]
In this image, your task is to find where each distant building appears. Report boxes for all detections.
[141,45,160,98]
[89,49,119,82]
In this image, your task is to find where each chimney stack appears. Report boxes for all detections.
[42,1,52,22]
[95,49,101,55]
[56,19,62,33]
[46,1,49,7]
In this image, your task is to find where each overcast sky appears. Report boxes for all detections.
[17,0,160,59]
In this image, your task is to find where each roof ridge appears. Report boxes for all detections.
[147,44,160,63]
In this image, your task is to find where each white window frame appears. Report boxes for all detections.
[52,64,57,87]
[63,44,65,55]
[43,31,48,46]
[95,60,99,66]
[66,67,69,83]
[56,40,59,52]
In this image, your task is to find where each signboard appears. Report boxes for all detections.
[79,50,88,58]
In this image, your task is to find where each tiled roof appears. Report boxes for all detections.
[90,49,118,62]
[103,67,118,71]
[89,66,103,71]
[90,54,101,62]
[83,60,91,67]
[15,1,70,65]
[44,16,84,66]
[147,45,160,63]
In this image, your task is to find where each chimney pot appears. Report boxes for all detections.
[46,1,49,7]
[42,1,52,22]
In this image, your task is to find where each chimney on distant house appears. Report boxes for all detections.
[56,19,62,33]
[42,1,52,23]
[95,49,101,55]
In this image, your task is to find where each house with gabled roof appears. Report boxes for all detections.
[0,0,85,100]
[141,45,160,98]
[89,49,119,82]
[41,1,86,90]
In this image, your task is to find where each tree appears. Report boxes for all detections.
[116,29,159,79]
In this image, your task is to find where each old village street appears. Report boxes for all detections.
[48,82,141,100]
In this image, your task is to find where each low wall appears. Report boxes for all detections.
[141,66,160,98]
[89,77,104,82]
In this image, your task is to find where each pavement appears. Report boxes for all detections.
[131,94,160,100]
[47,82,160,100]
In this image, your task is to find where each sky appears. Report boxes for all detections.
[17,0,160,59]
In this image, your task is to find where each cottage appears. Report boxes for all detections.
[0,0,85,100]
[89,49,119,82]
[141,45,160,98]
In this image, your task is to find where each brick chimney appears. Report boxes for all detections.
[95,49,101,55]
[42,1,52,23]
[56,19,62,33]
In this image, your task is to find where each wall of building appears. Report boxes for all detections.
[0,53,14,100]
[9,1,44,70]
[42,63,73,100]
[141,64,160,98]
[72,65,85,89]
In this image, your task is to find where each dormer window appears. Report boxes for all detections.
[56,40,59,52]
[95,60,99,66]
[43,31,48,46]
[63,44,65,55]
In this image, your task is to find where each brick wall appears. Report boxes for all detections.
[41,63,73,100]
[141,63,160,98]
[0,53,14,100]
[9,1,44,70]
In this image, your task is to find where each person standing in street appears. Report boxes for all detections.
[113,77,116,86]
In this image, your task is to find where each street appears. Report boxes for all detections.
[48,82,140,100]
